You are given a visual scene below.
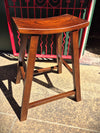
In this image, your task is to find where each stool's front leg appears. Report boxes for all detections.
[20,35,39,121]
[70,30,81,102]
[16,34,28,84]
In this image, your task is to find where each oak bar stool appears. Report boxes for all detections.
[12,14,89,121]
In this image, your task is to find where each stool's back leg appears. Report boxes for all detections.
[20,35,39,121]
[70,30,81,102]
[16,34,28,84]
[56,33,62,74]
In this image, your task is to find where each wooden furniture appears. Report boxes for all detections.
[12,14,89,121]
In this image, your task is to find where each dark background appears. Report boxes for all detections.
[89,0,100,37]
[86,0,100,55]
[0,0,12,51]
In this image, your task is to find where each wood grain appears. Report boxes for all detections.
[29,90,75,108]
[20,35,39,121]
[11,14,89,121]
[16,34,28,84]
[71,30,81,102]
[62,59,73,74]
[56,33,62,73]
[12,14,89,34]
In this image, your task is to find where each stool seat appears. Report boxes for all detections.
[11,14,89,121]
[12,14,89,34]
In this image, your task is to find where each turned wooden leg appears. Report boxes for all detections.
[70,30,81,102]
[16,34,28,84]
[56,33,62,74]
[20,35,39,121]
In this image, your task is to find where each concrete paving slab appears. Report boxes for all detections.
[0,54,100,133]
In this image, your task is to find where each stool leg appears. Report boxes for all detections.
[16,34,28,84]
[20,36,39,121]
[71,31,81,102]
[56,33,62,73]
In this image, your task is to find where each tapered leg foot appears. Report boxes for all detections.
[20,35,39,121]
[71,31,81,102]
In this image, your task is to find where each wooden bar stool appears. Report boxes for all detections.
[12,14,89,121]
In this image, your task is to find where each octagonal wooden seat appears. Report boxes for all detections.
[12,14,89,121]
